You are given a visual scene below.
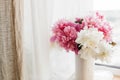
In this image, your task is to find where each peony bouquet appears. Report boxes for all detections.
[50,12,115,61]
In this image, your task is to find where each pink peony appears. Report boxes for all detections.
[84,12,112,42]
[50,12,113,55]
[50,19,79,54]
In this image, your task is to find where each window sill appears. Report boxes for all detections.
[114,75,120,80]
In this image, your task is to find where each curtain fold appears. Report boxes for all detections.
[13,0,23,80]
[30,0,51,80]
[23,0,54,80]
[0,0,23,80]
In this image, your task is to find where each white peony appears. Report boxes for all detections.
[96,41,112,61]
[75,28,112,61]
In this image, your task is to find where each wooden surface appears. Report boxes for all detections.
[114,75,120,80]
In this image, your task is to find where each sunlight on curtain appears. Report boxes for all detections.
[23,0,34,80]
[52,0,93,22]
[24,0,52,80]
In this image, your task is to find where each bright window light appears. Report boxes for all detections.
[93,0,120,10]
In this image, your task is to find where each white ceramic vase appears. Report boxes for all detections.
[75,55,94,80]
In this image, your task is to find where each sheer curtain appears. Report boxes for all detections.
[24,0,93,80]
[24,0,53,80]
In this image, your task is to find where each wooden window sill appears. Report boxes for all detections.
[114,75,120,80]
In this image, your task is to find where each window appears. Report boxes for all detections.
[94,0,120,76]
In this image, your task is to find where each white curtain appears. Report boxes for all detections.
[24,0,52,80]
[23,0,93,80]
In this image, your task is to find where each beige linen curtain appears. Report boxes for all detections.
[0,0,23,80]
